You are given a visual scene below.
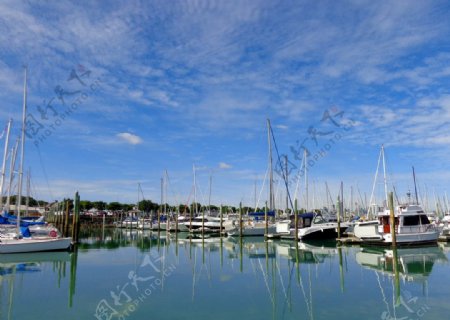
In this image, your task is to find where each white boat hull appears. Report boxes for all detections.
[227,225,276,237]
[0,237,72,254]
[354,221,381,240]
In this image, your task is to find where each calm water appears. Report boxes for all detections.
[1,229,450,320]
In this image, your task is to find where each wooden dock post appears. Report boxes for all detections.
[294,199,298,241]
[220,204,223,236]
[239,202,243,238]
[337,195,341,240]
[63,200,69,237]
[264,201,268,236]
[72,192,81,244]
[388,191,397,247]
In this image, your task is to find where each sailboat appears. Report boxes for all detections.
[0,68,72,254]
[225,119,277,237]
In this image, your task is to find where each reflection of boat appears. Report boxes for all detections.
[0,251,71,264]
[115,216,139,228]
[356,246,447,281]
[223,237,276,259]
[275,240,338,263]
[0,251,72,276]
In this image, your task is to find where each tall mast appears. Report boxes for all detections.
[0,119,12,210]
[164,170,168,216]
[381,145,388,207]
[193,164,198,215]
[208,171,212,215]
[16,67,27,231]
[304,149,308,211]
[26,169,30,216]
[267,119,274,211]
[350,185,353,214]
[284,155,288,211]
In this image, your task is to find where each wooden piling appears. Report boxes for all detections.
[239,202,243,238]
[337,195,341,240]
[220,205,223,236]
[388,191,397,247]
[64,200,70,237]
[294,199,298,241]
[264,201,268,236]
[72,192,81,244]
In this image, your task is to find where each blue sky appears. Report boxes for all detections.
[1,0,450,210]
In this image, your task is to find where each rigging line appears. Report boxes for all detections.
[269,124,294,211]
[165,172,181,207]
[293,151,306,204]
[375,270,391,317]
[275,258,291,310]
[257,257,274,305]
[255,166,269,211]
[35,144,54,201]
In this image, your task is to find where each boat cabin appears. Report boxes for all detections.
[378,205,432,234]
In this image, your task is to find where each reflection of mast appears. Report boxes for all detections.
[69,250,78,308]
[338,247,344,293]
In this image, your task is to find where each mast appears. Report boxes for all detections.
[350,185,353,214]
[208,171,212,215]
[340,181,344,220]
[164,170,168,216]
[26,169,30,216]
[16,67,27,232]
[193,164,198,215]
[0,118,12,210]
[284,155,288,211]
[412,166,419,205]
[304,149,308,211]
[267,119,274,211]
[381,145,388,207]
[368,146,383,218]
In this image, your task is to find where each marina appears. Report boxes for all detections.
[1,229,450,319]
[2,1,450,319]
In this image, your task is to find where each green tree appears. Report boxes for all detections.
[80,200,94,210]
[93,201,107,210]
[107,202,123,211]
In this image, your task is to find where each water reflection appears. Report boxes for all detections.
[356,246,447,282]
[1,229,449,320]
[0,251,75,320]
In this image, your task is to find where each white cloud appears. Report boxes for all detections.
[219,162,232,169]
[116,132,143,145]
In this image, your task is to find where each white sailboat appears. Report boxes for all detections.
[0,68,72,254]
[226,119,276,237]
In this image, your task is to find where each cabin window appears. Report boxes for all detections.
[403,215,420,226]
[304,218,311,228]
[313,215,325,224]
[420,215,430,225]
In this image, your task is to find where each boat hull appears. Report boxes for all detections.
[0,237,72,254]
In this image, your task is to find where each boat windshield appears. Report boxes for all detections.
[313,214,326,224]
